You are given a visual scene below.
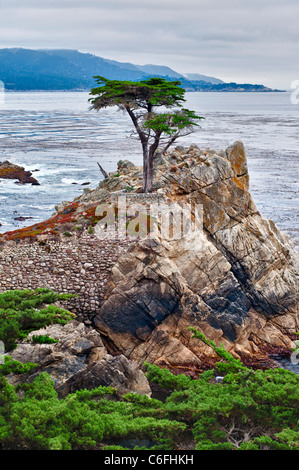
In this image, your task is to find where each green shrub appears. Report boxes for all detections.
[31,335,58,344]
[0,356,37,376]
[0,325,297,450]
[0,288,75,351]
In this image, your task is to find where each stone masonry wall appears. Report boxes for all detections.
[0,232,134,324]
[0,193,169,325]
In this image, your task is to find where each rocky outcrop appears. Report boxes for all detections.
[0,161,40,185]
[1,141,298,380]
[92,141,298,371]
[8,321,151,398]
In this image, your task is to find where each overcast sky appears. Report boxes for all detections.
[0,0,298,89]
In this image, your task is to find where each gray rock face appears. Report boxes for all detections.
[67,354,151,397]
[93,141,299,370]
[8,321,151,398]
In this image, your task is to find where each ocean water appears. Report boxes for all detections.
[0,91,298,245]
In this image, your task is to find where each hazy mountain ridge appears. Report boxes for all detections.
[184,72,224,84]
[0,48,281,92]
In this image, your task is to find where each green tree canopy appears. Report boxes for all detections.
[0,326,298,450]
[89,77,204,192]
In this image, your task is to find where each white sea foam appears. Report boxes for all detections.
[27,205,56,211]
[61,177,90,185]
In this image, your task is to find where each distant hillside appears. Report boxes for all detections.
[0,48,146,90]
[0,48,281,92]
[184,73,224,85]
[185,81,279,92]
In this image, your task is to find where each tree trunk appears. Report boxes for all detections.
[124,106,151,193]
[146,156,153,193]
[144,136,160,193]
[143,144,156,193]
[142,144,151,193]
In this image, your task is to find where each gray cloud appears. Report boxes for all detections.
[0,0,298,88]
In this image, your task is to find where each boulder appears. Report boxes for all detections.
[7,321,151,398]
[0,161,40,185]
[117,160,136,169]
[67,354,151,398]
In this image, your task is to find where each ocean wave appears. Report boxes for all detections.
[61,177,91,185]
[28,205,56,211]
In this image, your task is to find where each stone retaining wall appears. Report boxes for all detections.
[0,232,134,324]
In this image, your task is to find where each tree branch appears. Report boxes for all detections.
[97,162,109,179]
[125,105,148,144]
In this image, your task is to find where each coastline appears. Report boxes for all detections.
[0,141,298,372]
[1,91,297,238]
[0,140,298,452]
